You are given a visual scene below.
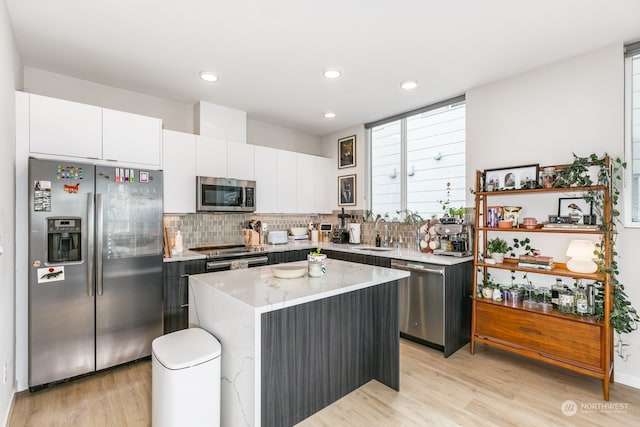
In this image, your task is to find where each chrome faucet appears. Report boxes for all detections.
[374,217,390,247]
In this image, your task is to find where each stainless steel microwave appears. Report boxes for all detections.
[196,177,256,212]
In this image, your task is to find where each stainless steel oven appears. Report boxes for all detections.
[196,176,256,212]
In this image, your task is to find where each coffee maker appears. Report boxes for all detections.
[431,223,472,257]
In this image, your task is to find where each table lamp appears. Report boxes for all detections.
[565,240,597,273]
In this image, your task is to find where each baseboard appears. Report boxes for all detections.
[615,370,640,390]
[1,390,16,427]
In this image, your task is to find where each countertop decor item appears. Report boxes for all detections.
[271,265,307,279]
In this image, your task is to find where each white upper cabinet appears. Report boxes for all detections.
[276,149,297,213]
[29,93,102,159]
[102,108,162,167]
[316,156,334,214]
[254,146,278,213]
[195,136,228,178]
[162,130,196,213]
[227,141,255,180]
[26,93,162,168]
[296,153,316,213]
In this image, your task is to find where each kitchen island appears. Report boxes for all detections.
[188,259,410,427]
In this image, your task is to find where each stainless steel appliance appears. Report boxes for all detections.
[196,176,256,212]
[392,260,445,348]
[189,243,268,272]
[28,158,163,389]
[431,223,473,257]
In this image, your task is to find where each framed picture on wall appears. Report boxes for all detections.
[338,174,356,206]
[338,135,356,168]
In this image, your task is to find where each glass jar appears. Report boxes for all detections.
[559,288,574,313]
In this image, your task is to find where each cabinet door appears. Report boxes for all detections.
[254,146,278,213]
[316,156,334,213]
[227,141,255,180]
[102,108,162,167]
[196,136,228,177]
[276,149,297,213]
[296,153,316,213]
[162,130,196,213]
[29,93,102,159]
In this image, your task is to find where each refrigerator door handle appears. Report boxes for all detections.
[87,193,95,297]
[96,193,104,296]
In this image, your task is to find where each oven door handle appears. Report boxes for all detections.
[207,260,234,270]
[247,256,268,265]
[207,256,269,270]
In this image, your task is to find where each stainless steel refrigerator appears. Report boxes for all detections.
[28,158,163,388]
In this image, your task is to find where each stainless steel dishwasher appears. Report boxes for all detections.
[391,259,445,347]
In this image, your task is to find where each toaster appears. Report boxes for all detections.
[267,230,288,245]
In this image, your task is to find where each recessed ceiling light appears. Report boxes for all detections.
[199,71,219,82]
[324,112,336,118]
[401,80,418,90]
[323,69,342,79]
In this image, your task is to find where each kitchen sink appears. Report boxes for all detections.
[350,246,396,252]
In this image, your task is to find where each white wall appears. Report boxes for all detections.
[0,0,22,424]
[247,119,322,155]
[320,125,366,211]
[467,44,640,388]
[23,67,193,133]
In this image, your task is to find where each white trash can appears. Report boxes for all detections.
[152,328,221,427]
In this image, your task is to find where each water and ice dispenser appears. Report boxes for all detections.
[47,218,81,263]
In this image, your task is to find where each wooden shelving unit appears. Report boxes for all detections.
[470,158,614,400]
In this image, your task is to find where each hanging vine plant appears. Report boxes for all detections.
[557,153,638,359]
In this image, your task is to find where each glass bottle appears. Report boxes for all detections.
[575,283,589,315]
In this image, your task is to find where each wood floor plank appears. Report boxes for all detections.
[8,340,640,426]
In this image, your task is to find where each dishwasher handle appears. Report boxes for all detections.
[390,260,445,275]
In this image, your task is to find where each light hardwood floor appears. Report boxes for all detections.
[9,339,640,426]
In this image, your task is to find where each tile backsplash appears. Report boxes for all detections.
[163,212,357,248]
[163,208,474,250]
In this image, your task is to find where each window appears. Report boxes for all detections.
[368,96,466,220]
[625,42,640,225]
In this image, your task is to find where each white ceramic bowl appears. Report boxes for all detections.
[290,227,308,236]
[272,265,307,279]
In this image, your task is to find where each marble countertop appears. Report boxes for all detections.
[189,258,410,313]
[165,241,473,265]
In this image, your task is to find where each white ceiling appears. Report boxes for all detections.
[6,0,640,136]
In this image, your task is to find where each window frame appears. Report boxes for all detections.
[624,42,640,227]
[366,95,466,218]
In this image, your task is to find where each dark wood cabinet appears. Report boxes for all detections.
[162,259,206,334]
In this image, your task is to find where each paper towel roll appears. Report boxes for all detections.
[311,230,319,243]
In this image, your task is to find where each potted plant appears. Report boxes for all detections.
[487,237,509,264]
[307,248,327,277]
[481,275,496,299]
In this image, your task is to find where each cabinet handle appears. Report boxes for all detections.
[180,304,189,308]
[180,274,189,278]
[518,327,542,335]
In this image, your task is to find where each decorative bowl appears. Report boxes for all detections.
[272,265,307,279]
[290,227,308,236]
[498,220,513,229]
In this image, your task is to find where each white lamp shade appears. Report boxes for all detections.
[566,240,597,273]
